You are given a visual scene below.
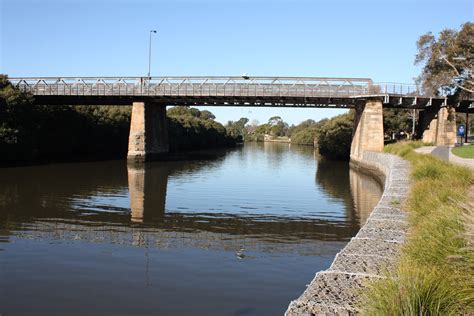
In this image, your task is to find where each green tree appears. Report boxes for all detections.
[267,116,289,137]
[415,22,473,98]
[225,117,249,140]
[199,110,216,121]
[316,113,353,160]
[383,108,412,139]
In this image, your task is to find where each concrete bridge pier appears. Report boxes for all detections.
[350,99,384,161]
[127,102,169,162]
[418,106,456,145]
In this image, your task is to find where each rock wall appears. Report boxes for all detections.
[285,152,410,315]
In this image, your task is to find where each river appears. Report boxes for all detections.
[0,142,382,315]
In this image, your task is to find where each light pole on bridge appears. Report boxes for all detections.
[148,30,157,78]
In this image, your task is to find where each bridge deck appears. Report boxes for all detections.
[9,76,451,108]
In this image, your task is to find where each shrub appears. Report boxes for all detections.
[316,113,353,160]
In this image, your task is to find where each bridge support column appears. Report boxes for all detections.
[350,99,384,161]
[418,106,456,145]
[418,106,439,144]
[127,102,169,162]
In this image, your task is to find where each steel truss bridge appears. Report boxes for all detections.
[9,76,451,108]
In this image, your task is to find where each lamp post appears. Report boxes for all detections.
[148,30,157,78]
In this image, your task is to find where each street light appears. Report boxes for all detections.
[148,30,157,78]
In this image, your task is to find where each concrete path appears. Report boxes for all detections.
[415,145,474,170]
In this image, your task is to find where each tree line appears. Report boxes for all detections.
[0,75,239,166]
[225,108,418,160]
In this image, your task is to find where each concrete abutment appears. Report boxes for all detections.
[418,106,456,145]
[127,102,169,162]
[350,99,385,161]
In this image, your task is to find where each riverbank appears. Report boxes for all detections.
[361,142,473,315]
[286,142,474,314]
[286,151,411,315]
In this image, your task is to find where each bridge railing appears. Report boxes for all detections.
[9,76,372,98]
[8,77,421,98]
[368,82,420,96]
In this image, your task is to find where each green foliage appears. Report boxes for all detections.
[266,116,289,137]
[225,117,249,140]
[0,79,237,165]
[383,108,412,137]
[362,260,471,316]
[0,74,131,165]
[167,106,238,150]
[290,119,328,145]
[316,113,353,160]
[290,127,318,145]
[415,22,473,98]
[361,142,474,315]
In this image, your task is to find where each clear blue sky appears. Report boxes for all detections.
[1,0,472,125]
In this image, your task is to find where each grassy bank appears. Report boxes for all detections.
[452,145,474,159]
[360,141,474,315]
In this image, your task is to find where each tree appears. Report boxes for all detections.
[415,22,473,98]
[246,119,260,134]
[225,117,249,140]
[267,116,288,137]
[199,110,216,121]
[383,108,411,139]
[316,113,353,160]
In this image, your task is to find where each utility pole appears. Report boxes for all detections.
[148,30,157,78]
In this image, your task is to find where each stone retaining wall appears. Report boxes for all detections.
[285,152,410,315]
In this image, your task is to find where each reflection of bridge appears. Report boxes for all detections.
[0,152,383,251]
[9,76,470,162]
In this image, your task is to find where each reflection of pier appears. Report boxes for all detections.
[316,159,383,226]
[349,168,384,224]
[1,149,383,252]
[127,163,168,223]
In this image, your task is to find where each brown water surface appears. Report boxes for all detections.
[0,143,382,315]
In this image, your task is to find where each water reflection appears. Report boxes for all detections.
[0,143,384,316]
[0,144,384,247]
[128,163,168,223]
[349,167,384,224]
[315,158,383,226]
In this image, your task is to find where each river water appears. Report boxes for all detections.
[0,143,382,316]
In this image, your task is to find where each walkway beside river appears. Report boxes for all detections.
[415,145,474,170]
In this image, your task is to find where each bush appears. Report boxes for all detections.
[291,126,318,145]
[316,113,353,160]
[167,107,238,151]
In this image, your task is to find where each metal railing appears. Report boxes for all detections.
[7,76,370,98]
[8,76,424,100]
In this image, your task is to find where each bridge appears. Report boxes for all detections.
[9,76,470,163]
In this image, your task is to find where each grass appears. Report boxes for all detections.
[359,141,474,315]
[452,145,474,159]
